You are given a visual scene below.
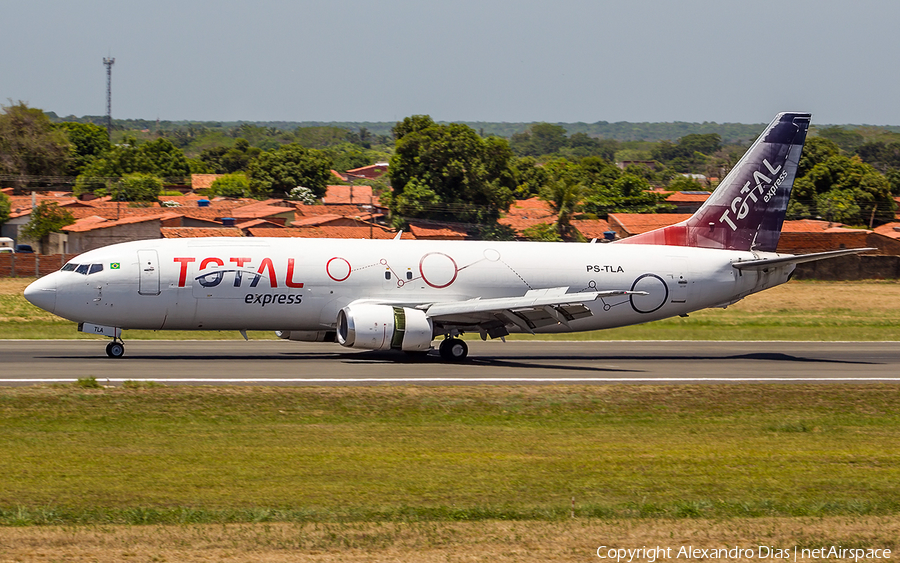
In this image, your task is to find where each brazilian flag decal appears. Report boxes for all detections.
[110,262,120,270]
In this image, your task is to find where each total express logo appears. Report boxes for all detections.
[174,256,304,306]
[718,158,789,231]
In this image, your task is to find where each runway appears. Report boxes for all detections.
[1,340,898,385]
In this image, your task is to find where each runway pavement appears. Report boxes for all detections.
[1,340,898,385]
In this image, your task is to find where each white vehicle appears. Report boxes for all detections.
[24,113,867,359]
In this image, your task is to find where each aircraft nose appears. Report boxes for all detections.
[24,275,57,314]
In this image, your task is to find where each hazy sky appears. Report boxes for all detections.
[2,0,899,125]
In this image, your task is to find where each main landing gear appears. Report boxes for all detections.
[439,337,468,361]
[105,339,125,358]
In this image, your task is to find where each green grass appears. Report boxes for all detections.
[2,385,900,525]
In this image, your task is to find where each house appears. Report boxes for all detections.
[322,185,374,205]
[247,225,414,240]
[161,227,243,238]
[408,222,468,240]
[59,212,182,254]
[665,191,711,214]
[345,163,388,180]
[606,213,692,239]
[569,219,613,240]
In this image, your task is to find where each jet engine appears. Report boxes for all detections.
[275,330,336,342]
[336,304,433,352]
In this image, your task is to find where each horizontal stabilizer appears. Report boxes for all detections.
[732,248,874,271]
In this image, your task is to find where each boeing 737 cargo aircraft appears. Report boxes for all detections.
[24,112,869,360]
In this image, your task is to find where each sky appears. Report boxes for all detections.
[2,0,900,126]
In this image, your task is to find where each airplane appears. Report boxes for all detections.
[24,112,870,360]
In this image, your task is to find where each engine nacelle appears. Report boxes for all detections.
[336,304,433,352]
[275,330,336,342]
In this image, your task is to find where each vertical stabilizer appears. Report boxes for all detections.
[619,112,810,251]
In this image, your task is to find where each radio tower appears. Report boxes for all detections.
[103,56,115,140]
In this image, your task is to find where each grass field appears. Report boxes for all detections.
[2,277,900,341]
[2,385,900,524]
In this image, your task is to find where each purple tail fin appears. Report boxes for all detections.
[619,112,811,251]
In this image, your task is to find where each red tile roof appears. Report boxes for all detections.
[873,222,900,240]
[607,213,692,235]
[323,185,374,205]
[247,226,414,240]
[161,227,243,238]
[506,198,554,217]
[190,174,223,191]
[408,222,468,239]
[569,219,612,239]
[665,191,711,203]
[62,212,181,233]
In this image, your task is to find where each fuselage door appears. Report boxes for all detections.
[137,249,160,296]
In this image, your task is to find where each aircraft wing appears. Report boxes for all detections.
[731,248,875,271]
[420,287,643,334]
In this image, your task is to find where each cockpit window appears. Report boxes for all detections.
[64,262,105,275]
[61,263,77,272]
[75,264,90,275]
[89,263,103,274]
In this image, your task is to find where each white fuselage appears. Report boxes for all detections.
[27,237,792,334]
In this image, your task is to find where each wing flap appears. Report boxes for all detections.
[423,287,638,319]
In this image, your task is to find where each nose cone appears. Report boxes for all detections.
[24,275,58,314]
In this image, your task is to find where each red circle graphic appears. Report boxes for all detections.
[419,252,459,289]
[326,257,352,282]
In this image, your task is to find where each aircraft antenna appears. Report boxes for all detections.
[103,56,115,140]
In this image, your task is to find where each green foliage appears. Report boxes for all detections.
[210,173,251,198]
[855,140,900,172]
[246,143,333,199]
[198,138,262,173]
[73,137,191,197]
[798,137,841,177]
[0,102,71,187]
[57,122,111,176]
[511,156,550,199]
[20,202,75,242]
[651,133,722,172]
[509,123,619,160]
[287,186,317,204]
[521,222,563,241]
[667,175,707,192]
[817,126,865,154]
[790,155,896,224]
[389,116,516,228]
[119,173,163,202]
[0,192,10,224]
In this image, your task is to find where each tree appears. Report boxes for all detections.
[199,138,263,173]
[389,117,516,231]
[0,191,10,224]
[119,173,163,202]
[651,133,721,173]
[20,202,75,251]
[74,136,191,198]
[510,122,568,157]
[246,143,332,199]
[210,173,251,198]
[57,122,110,176]
[0,102,71,191]
[789,155,895,225]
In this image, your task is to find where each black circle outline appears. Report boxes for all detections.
[629,273,668,314]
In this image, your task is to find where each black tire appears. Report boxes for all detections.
[106,342,125,358]
[439,338,468,361]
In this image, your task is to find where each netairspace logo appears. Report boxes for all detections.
[596,545,892,562]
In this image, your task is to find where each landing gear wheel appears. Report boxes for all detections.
[106,341,125,358]
[439,338,468,361]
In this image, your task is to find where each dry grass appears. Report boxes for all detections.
[0,517,897,562]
